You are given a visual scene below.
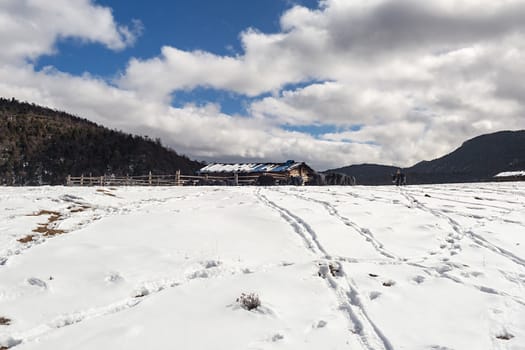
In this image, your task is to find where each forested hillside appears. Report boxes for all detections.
[0,98,203,185]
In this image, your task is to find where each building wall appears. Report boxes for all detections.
[288,166,314,183]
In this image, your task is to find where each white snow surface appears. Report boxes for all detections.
[495,171,525,178]
[199,162,300,173]
[0,183,524,350]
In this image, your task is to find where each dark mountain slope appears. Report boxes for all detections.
[407,130,525,183]
[327,130,525,185]
[0,98,203,185]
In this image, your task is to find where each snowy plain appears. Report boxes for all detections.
[0,183,524,350]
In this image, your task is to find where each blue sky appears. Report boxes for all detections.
[35,1,318,76]
[2,0,524,169]
[35,0,318,117]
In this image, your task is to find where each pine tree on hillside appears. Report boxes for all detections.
[0,98,203,185]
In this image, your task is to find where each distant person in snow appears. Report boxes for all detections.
[393,169,406,186]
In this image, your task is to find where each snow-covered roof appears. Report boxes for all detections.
[494,170,525,177]
[199,160,306,174]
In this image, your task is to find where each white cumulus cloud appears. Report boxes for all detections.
[2,0,525,170]
[0,0,141,65]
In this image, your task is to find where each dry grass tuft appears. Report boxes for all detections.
[17,235,35,243]
[69,205,91,213]
[27,210,60,217]
[496,332,514,340]
[28,210,65,237]
[0,316,11,325]
[33,226,66,237]
[236,293,261,311]
[96,189,116,197]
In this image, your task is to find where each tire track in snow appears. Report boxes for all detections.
[271,188,400,261]
[465,184,525,198]
[264,188,525,344]
[271,190,524,304]
[402,188,515,212]
[255,189,327,256]
[294,187,397,206]
[400,190,525,269]
[405,260,525,307]
[356,188,525,306]
[466,231,525,268]
[256,188,394,350]
[400,185,525,228]
[319,262,394,350]
[400,188,525,294]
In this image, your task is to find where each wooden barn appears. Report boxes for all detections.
[198,160,316,185]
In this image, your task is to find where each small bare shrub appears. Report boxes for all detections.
[236,293,261,311]
[496,332,514,340]
[17,235,35,243]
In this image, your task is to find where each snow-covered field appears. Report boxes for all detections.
[1,184,524,350]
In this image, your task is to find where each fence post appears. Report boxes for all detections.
[149,171,152,185]
[80,174,84,186]
[100,176,103,186]
[234,173,239,186]
[66,175,71,186]
[175,170,181,186]
[89,173,92,186]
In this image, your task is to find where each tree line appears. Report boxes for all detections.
[0,98,203,185]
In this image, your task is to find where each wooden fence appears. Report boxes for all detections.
[66,171,290,186]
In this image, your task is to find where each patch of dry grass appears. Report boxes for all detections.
[27,210,65,237]
[69,205,91,213]
[33,225,65,237]
[96,189,116,197]
[27,210,60,217]
[21,204,91,245]
[17,235,35,243]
